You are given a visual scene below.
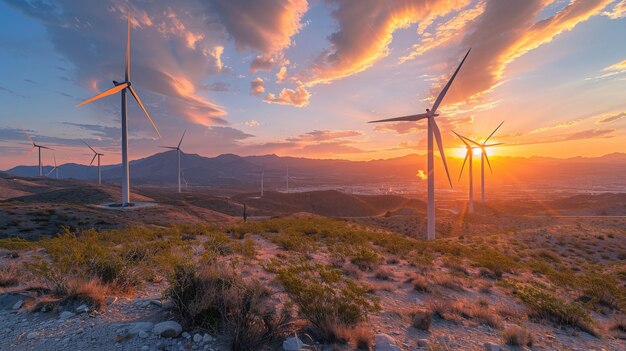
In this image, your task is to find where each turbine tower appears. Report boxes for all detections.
[30,138,52,177]
[84,141,104,184]
[453,131,475,214]
[160,130,186,193]
[46,153,59,180]
[461,121,504,204]
[76,16,160,206]
[369,49,471,240]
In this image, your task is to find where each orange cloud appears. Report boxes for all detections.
[303,0,470,86]
[250,77,265,96]
[596,111,626,123]
[287,130,363,142]
[264,84,310,107]
[604,0,626,19]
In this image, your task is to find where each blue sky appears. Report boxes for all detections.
[0,0,625,169]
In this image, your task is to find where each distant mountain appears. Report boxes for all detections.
[5,151,626,192]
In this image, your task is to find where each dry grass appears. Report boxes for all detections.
[373,268,394,281]
[501,325,533,346]
[0,263,19,287]
[432,274,465,292]
[346,325,374,350]
[411,275,431,293]
[31,278,108,312]
[427,298,502,328]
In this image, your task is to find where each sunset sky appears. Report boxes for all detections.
[0,0,625,169]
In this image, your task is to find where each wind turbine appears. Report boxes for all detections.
[453,131,476,214]
[30,138,53,177]
[369,48,471,240]
[46,153,59,180]
[76,15,160,206]
[84,141,104,184]
[460,121,504,204]
[160,130,186,193]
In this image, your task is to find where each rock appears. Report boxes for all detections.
[129,322,154,335]
[193,334,203,343]
[411,309,432,331]
[374,334,401,351]
[153,321,183,338]
[483,342,501,351]
[282,335,305,351]
[138,330,149,339]
[26,332,37,340]
[106,296,118,305]
[12,300,23,310]
[75,304,90,314]
[202,334,213,343]
[161,301,176,310]
[149,299,163,307]
[141,346,149,351]
[417,339,428,347]
[182,332,191,339]
[59,311,76,320]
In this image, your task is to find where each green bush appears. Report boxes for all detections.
[276,262,379,341]
[349,246,382,271]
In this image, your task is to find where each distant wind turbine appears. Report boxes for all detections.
[29,136,53,177]
[453,131,476,214]
[160,130,186,193]
[369,48,471,240]
[46,153,59,179]
[84,141,104,184]
[460,121,504,204]
[76,15,160,206]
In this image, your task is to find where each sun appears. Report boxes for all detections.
[472,148,483,157]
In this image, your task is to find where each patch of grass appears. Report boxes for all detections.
[411,309,432,331]
[0,237,34,250]
[350,246,382,272]
[276,262,379,342]
[373,268,393,281]
[515,285,596,335]
[412,275,431,293]
[580,273,625,312]
[501,325,533,347]
[166,263,292,351]
[0,263,19,287]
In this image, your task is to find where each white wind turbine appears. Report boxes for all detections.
[159,130,186,193]
[453,131,476,214]
[369,48,471,240]
[29,136,53,177]
[46,153,59,180]
[460,121,504,204]
[83,141,104,184]
[76,15,160,206]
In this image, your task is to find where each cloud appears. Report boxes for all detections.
[286,130,363,142]
[529,119,582,134]
[202,81,234,92]
[603,0,626,19]
[244,120,260,127]
[207,0,308,72]
[250,77,265,96]
[276,66,288,83]
[302,0,469,86]
[264,83,310,107]
[590,59,626,80]
[5,0,228,129]
[62,122,120,140]
[0,86,26,98]
[445,0,613,104]
[509,128,615,147]
[596,111,626,123]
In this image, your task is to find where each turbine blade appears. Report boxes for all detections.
[54,153,57,167]
[368,113,429,123]
[126,15,130,82]
[177,130,186,149]
[461,135,482,147]
[452,130,470,147]
[83,140,97,154]
[483,142,504,147]
[159,146,178,150]
[484,152,494,174]
[483,121,504,145]
[458,151,469,182]
[76,83,128,107]
[128,86,160,137]
[430,48,471,113]
[40,146,53,150]
[89,154,97,167]
[432,120,453,188]
[46,168,55,176]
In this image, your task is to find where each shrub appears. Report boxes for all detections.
[350,246,382,271]
[580,273,625,311]
[166,264,291,351]
[412,275,431,293]
[373,268,393,281]
[276,262,379,342]
[0,238,34,250]
[0,263,19,287]
[351,325,374,350]
[411,309,432,331]
[502,325,533,346]
[515,286,596,335]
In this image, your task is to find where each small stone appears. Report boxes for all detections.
[128,322,154,335]
[149,300,163,307]
[139,330,149,339]
[417,339,428,347]
[483,342,501,351]
[26,332,37,340]
[153,321,183,338]
[75,304,90,314]
[283,336,305,351]
[59,311,76,320]
[161,301,176,310]
[202,334,213,343]
[374,334,401,351]
[12,300,23,310]
[141,346,149,351]
[193,334,203,343]
[182,332,191,339]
